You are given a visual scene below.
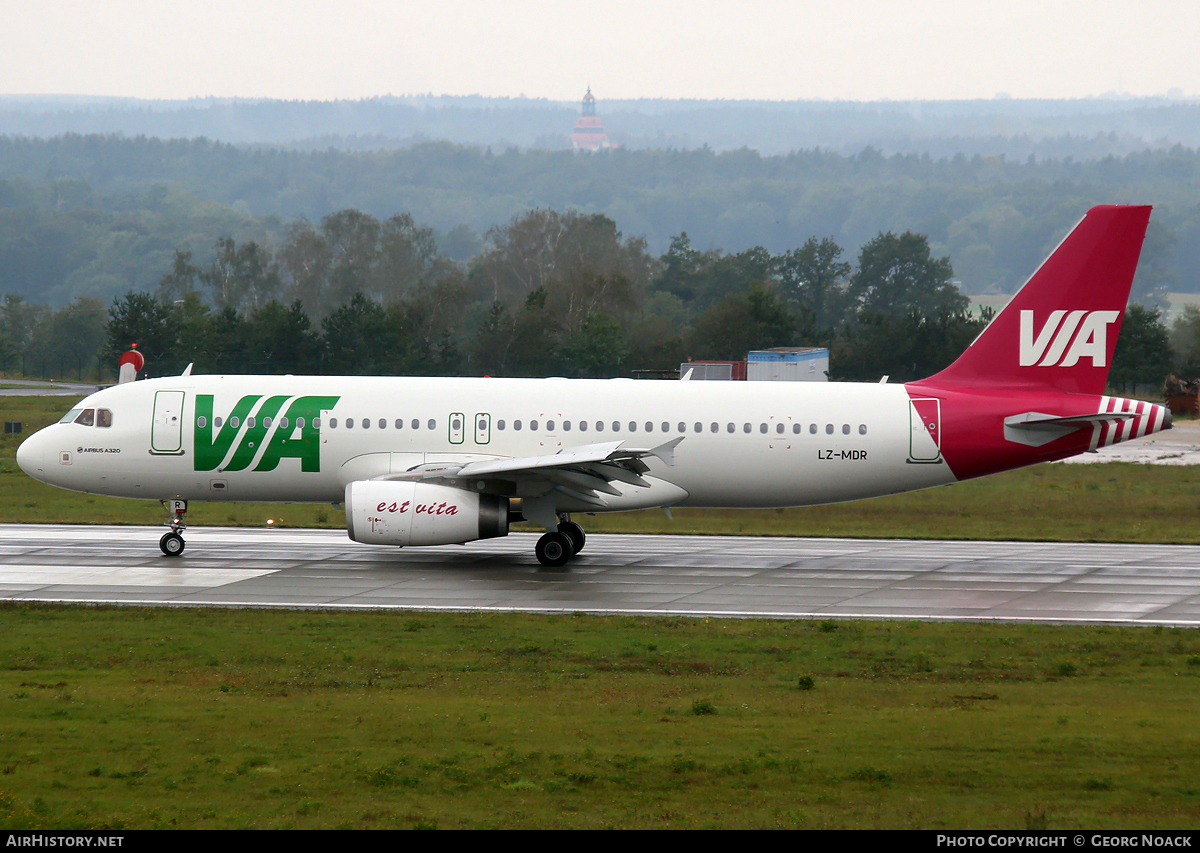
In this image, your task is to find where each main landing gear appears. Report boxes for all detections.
[159,499,187,557]
[535,517,586,569]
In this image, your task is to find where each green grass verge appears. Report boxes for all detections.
[3,396,1200,543]
[0,606,1197,829]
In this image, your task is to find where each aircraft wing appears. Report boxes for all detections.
[383,437,685,517]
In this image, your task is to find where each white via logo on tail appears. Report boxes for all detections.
[1019,310,1121,367]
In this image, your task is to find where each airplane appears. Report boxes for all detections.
[16,204,1170,567]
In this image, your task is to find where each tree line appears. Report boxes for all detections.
[83,207,987,383]
[6,94,1198,156]
[3,135,1200,310]
[0,205,1182,391]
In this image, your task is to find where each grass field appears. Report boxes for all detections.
[0,607,1198,829]
[1,395,1198,829]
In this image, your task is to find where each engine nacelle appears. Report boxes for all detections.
[345,480,509,546]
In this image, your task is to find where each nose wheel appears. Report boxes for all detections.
[159,499,187,557]
[159,531,185,556]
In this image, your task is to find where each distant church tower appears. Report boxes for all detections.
[570,87,611,151]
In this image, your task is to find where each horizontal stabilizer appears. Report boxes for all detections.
[1005,410,1133,447]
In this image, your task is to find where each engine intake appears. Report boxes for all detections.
[345,480,508,546]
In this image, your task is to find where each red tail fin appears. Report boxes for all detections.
[927,205,1152,395]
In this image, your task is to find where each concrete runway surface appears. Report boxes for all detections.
[0,524,1197,625]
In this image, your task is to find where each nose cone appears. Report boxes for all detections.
[16,428,50,482]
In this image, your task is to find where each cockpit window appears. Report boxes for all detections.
[97,409,112,428]
[59,408,83,424]
[74,409,95,427]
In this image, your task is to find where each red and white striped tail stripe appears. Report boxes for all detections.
[1091,396,1169,450]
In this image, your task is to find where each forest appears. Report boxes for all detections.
[4,94,1200,156]
[0,205,1184,396]
[90,206,983,381]
[0,120,1196,390]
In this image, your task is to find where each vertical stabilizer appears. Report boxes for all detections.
[925,205,1151,395]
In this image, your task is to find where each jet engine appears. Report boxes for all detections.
[345,480,508,546]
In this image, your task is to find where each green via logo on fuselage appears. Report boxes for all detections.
[194,395,340,472]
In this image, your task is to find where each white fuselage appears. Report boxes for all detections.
[17,375,955,511]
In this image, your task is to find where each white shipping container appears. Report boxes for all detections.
[746,351,828,381]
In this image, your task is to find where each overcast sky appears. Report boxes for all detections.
[4,0,1198,103]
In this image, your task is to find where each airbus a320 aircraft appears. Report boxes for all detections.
[17,205,1170,567]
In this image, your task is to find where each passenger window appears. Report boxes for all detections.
[578,421,587,432]
[197,416,206,429]
[678,422,686,433]
[395,419,404,429]
[296,417,305,429]
[247,417,256,429]
[710,423,718,433]
[826,424,834,435]
[427,419,436,430]
[662,422,670,432]
[859,424,867,435]
[379,419,386,429]
[279,417,289,429]
[843,424,851,435]
[644,421,653,432]
[411,419,419,429]
[777,423,784,434]
[97,409,112,428]
[345,418,353,429]
[562,420,570,431]
[215,416,224,428]
[612,421,620,432]
[547,420,556,430]
[311,417,320,428]
[514,420,522,431]
[497,420,506,430]
[809,424,817,434]
[743,423,751,434]
[263,417,272,428]
[230,416,240,428]
[74,409,95,426]
[694,422,702,433]
[362,419,370,429]
[726,423,734,433]
[530,420,539,430]
[628,422,637,432]
[329,418,338,428]
[759,423,768,434]
[793,423,801,434]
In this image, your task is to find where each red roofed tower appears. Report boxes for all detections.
[570,87,612,151]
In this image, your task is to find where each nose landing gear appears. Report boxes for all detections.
[159,499,187,557]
